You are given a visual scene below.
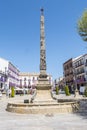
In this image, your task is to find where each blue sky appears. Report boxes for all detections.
[0,0,87,79]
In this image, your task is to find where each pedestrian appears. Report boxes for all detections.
[0,91,2,99]
[9,89,11,97]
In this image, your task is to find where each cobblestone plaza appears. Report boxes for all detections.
[0,95,87,130]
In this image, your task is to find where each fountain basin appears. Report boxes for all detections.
[6,99,79,114]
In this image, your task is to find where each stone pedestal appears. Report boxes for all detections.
[37,77,51,90]
[74,89,80,98]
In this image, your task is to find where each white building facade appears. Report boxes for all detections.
[0,57,53,91]
[0,71,6,91]
[19,72,52,88]
[73,54,87,91]
[0,58,20,91]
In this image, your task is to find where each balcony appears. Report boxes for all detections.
[75,63,84,68]
[76,78,86,84]
[76,70,85,75]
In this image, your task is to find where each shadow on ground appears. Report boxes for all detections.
[75,99,87,119]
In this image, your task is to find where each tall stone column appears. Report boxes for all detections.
[39,8,47,78]
[37,8,51,90]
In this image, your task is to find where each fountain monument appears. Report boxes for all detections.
[6,8,79,114]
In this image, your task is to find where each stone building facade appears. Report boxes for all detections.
[63,54,87,93]
[63,58,74,92]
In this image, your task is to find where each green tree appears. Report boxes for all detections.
[65,85,70,96]
[11,87,15,97]
[77,9,87,41]
[55,86,59,95]
[84,87,87,97]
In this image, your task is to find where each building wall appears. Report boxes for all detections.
[63,54,87,93]
[0,58,20,90]
[0,71,6,90]
[19,73,38,88]
[73,54,87,89]
[8,62,20,88]
[19,72,52,88]
[0,57,53,90]
[63,58,73,87]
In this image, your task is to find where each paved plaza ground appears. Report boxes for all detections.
[0,94,87,130]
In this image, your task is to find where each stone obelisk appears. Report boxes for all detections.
[37,8,51,90]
